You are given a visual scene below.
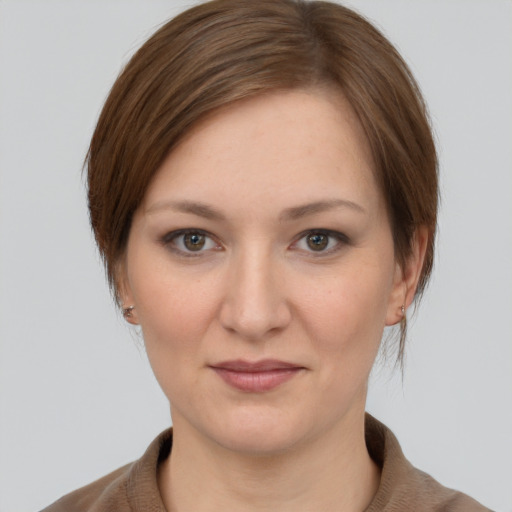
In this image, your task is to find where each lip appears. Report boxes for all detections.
[210,359,304,392]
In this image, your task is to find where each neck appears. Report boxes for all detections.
[158,408,380,512]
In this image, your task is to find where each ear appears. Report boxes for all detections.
[385,226,429,326]
[115,259,139,325]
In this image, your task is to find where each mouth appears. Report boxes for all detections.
[209,359,305,393]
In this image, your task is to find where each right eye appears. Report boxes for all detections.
[162,229,221,255]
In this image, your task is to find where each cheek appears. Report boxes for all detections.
[133,275,216,403]
[295,260,394,359]
[126,248,222,382]
[136,275,218,349]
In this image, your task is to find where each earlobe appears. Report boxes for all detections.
[122,304,138,324]
[116,261,139,325]
[385,226,429,326]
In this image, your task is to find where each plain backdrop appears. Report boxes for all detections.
[0,1,511,511]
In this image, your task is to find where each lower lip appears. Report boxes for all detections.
[212,368,302,392]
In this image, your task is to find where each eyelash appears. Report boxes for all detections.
[160,229,221,257]
[160,229,349,257]
[291,229,350,256]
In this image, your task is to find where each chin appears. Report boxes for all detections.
[214,428,303,457]
[203,405,310,456]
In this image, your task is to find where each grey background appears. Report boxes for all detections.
[0,1,511,511]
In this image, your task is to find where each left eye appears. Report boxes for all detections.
[293,231,346,253]
[164,230,219,254]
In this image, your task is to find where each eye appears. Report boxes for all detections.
[293,230,348,254]
[162,229,220,255]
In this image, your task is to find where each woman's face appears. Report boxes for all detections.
[122,89,410,454]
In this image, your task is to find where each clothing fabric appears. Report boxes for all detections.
[41,414,491,511]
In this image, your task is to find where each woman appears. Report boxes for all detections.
[37,0,493,510]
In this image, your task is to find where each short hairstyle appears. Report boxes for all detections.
[86,0,438,361]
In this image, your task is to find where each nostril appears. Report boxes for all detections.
[219,297,291,340]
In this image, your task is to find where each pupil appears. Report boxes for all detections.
[307,233,328,251]
[184,232,205,251]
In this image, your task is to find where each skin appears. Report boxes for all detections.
[120,88,427,511]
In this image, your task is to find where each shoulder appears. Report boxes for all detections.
[389,465,493,512]
[364,414,492,512]
[40,428,172,512]
[40,463,132,512]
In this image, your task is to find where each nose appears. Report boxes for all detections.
[219,247,292,340]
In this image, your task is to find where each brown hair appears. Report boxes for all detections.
[86,0,438,361]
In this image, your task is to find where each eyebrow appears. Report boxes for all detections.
[145,198,366,221]
[146,200,226,220]
[279,199,366,221]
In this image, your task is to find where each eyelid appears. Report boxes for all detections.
[160,229,222,256]
[291,229,350,255]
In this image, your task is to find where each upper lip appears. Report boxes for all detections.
[210,359,304,372]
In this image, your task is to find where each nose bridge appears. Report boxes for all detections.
[220,241,290,339]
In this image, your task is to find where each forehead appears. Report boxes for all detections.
[142,88,380,216]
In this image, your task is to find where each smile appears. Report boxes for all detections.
[210,359,305,392]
